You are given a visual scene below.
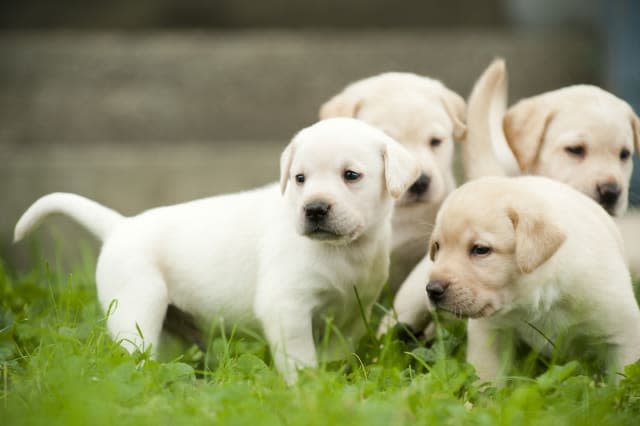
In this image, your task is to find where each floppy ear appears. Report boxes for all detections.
[383,137,421,198]
[507,206,566,274]
[279,141,296,195]
[319,90,363,119]
[439,89,467,141]
[503,97,554,172]
[631,111,640,155]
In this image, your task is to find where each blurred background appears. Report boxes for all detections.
[1,0,639,268]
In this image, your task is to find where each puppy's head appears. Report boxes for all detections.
[319,73,465,208]
[426,177,566,318]
[504,86,640,216]
[280,118,420,244]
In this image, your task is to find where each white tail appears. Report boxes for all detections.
[14,193,124,243]
[463,59,520,180]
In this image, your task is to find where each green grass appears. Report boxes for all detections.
[1,248,640,426]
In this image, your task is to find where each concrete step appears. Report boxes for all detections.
[2,141,283,269]
[0,30,597,144]
[1,0,506,29]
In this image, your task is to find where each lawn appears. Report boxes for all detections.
[1,244,639,425]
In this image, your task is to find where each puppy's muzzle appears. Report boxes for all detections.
[304,200,331,224]
[408,173,431,196]
[426,280,448,304]
[596,182,621,213]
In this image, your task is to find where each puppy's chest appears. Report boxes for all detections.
[327,256,385,302]
[311,272,381,359]
[506,304,594,356]
[314,249,387,322]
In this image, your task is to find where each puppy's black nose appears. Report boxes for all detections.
[408,174,431,196]
[597,182,621,209]
[304,201,331,222]
[426,280,448,303]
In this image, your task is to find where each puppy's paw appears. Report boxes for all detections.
[377,316,426,343]
[376,312,398,339]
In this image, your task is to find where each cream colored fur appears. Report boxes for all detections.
[430,176,640,382]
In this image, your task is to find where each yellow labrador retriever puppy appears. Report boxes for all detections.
[320,72,465,287]
[427,175,640,382]
[14,118,419,384]
[464,60,640,217]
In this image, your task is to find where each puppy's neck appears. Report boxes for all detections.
[506,270,565,320]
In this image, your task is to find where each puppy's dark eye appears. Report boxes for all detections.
[430,138,442,148]
[344,170,362,182]
[620,148,631,161]
[295,174,305,184]
[470,244,491,257]
[565,145,586,157]
[430,241,440,261]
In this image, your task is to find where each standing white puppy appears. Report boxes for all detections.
[14,118,420,384]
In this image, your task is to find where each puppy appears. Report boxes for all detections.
[427,176,640,382]
[14,118,420,384]
[464,59,640,217]
[320,72,465,287]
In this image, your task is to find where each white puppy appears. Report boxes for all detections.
[427,176,640,382]
[14,118,420,384]
[320,72,465,287]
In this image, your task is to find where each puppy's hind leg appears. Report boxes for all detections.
[96,257,169,355]
[378,255,433,338]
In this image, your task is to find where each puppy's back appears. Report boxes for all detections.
[519,176,624,251]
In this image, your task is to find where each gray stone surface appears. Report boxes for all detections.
[1,30,598,143]
[1,0,506,29]
[2,141,282,269]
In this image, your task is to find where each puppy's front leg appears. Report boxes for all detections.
[467,319,511,383]
[259,304,317,385]
[378,255,433,337]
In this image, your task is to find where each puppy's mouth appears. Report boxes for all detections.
[397,185,446,207]
[303,224,363,245]
[598,201,618,217]
[433,302,497,319]
[305,227,343,241]
[592,183,623,216]
[397,193,431,206]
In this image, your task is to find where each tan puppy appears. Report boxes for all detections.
[427,176,640,382]
[320,72,465,286]
[464,59,640,216]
